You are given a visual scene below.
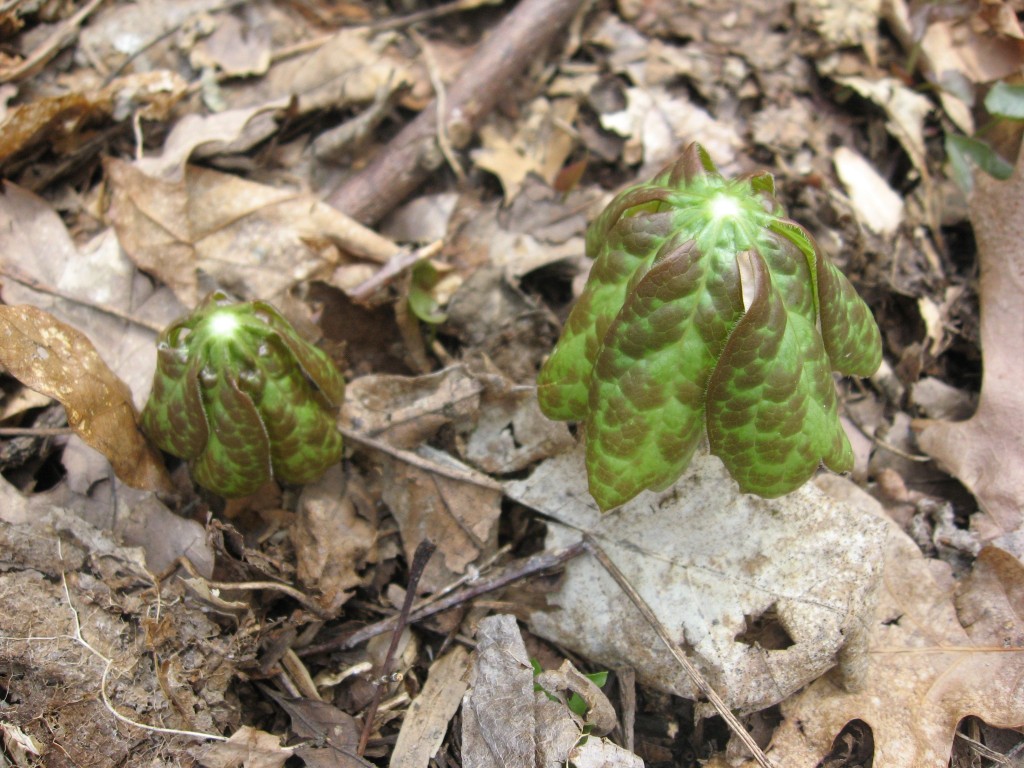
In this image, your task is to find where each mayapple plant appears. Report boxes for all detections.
[142,291,345,497]
[537,143,882,511]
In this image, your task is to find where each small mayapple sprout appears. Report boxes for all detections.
[537,142,883,511]
[142,291,345,497]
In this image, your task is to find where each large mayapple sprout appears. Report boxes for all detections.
[142,291,345,497]
[537,142,882,511]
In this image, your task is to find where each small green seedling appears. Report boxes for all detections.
[946,80,1024,193]
[531,659,608,718]
[538,142,882,510]
[142,290,345,497]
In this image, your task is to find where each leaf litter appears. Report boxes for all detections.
[0,0,1021,766]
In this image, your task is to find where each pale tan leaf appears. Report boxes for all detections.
[197,726,294,768]
[291,466,377,614]
[746,533,1024,767]
[505,446,887,712]
[0,305,171,493]
[105,159,396,307]
[391,646,471,768]
[916,145,1024,537]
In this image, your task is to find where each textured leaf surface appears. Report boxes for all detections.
[538,142,883,509]
[142,291,344,496]
[585,237,742,508]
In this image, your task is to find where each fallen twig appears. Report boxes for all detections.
[326,0,586,224]
[299,541,586,656]
[357,539,435,756]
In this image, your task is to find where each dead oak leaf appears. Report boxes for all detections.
[104,158,389,306]
[0,305,172,493]
[746,532,1024,767]
[916,143,1024,536]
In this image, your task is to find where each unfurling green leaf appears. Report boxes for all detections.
[537,142,882,510]
[142,291,344,496]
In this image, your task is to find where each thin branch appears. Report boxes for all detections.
[408,28,466,183]
[326,0,586,224]
[300,541,585,656]
[357,539,436,756]
[0,427,72,436]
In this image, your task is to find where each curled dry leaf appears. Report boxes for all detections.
[196,725,294,768]
[0,70,187,166]
[916,144,1024,537]
[747,530,1024,767]
[0,305,172,493]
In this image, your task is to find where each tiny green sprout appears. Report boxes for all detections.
[537,142,882,511]
[142,290,345,497]
[531,659,607,717]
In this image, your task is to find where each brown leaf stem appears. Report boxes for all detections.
[357,539,435,756]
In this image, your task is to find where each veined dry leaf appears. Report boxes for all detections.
[104,158,394,306]
[0,305,172,493]
[916,144,1024,536]
[375,445,500,594]
[461,615,642,768]
[746,535,1024,767]
[505,445,886,712]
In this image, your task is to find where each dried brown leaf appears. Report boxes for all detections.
[471,98,579,202]
[747,534,1024,767]
[0,71,186,165]
[376,445,500,594]
[391,646,471,768]
[197,726,294,768]
[217,28,411,114]
[342,366,482,448]
[0,305,171,493]
[916,145,1024,537]
[459,376,574,474]
[291,467,377,614]
[104,158,394,306]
